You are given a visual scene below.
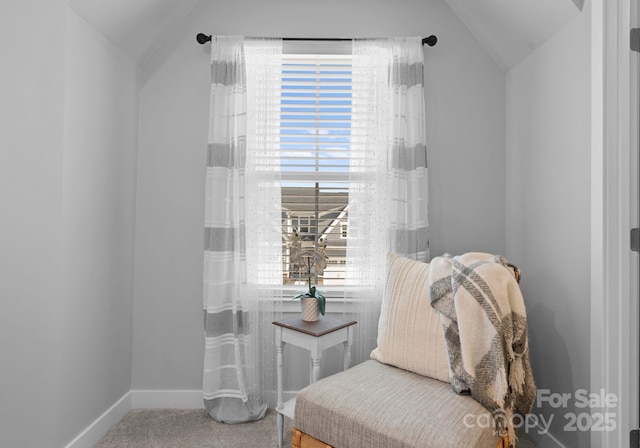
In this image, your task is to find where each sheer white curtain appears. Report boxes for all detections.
[202,36,427,418]
[203,36,282,424]
[387,38,429,261]
[244,37,284,410]
[346,37,429,363]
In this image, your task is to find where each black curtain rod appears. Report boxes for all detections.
[196,33,437,47]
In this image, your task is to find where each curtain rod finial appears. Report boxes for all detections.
[422,35,437,46]
[197,33,212,44]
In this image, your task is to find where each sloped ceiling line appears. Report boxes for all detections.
[68,0,583,70]
[67,0,201,64]
[443,0,582,71]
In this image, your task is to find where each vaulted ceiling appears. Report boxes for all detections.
[68,0,583,72]
[445,0,582,70]
[68,0,201,64]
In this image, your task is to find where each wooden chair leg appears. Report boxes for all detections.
[496,434,510,448]
[292,429,301,448]
[291,428,332,448]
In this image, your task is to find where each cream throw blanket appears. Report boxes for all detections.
[429,253,536,446]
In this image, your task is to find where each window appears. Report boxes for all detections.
[280,53,352,287]
[340,222,348,240]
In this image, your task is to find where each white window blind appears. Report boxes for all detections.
[280,54,352,287]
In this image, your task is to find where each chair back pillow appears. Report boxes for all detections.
[370,253,450,382]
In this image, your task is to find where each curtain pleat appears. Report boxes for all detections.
[244,37,284,410]
[346,37,429,364]
[203,36,283,424]
[388,37,429,262]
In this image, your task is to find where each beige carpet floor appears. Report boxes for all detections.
[96,408,537,447]
[96,409,292,448]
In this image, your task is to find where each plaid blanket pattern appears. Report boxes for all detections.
[429,253,536,446]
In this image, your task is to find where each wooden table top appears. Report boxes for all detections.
[272,315,357,337]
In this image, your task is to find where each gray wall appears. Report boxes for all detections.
[0,2,66,446]
[505,6,591,447]
[0,4,139,447]
[132,0,507,391]
[57,9,139,446]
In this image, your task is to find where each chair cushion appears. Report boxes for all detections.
[294,360,500,448]
[370,253,450,382]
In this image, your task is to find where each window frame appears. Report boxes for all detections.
[279,49,353,295]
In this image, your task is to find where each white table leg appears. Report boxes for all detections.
[343,339,351,371]
[311,352,322,383]
[276,336,285,448]
[277,413,283,448]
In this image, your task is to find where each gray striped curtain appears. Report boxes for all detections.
[387,37,429,261]
[202,36,277,424]
[346,37,429,364]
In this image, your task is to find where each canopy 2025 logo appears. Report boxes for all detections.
[462,389,618,434]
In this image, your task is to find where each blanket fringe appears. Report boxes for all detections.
[494,369,508,408]
[509,356,526,396]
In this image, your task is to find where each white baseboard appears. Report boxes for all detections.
[64,389,288,448]
[63,392,132,448]
[62,390,203,448]
[131,389,204,409]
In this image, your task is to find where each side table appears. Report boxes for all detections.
[272,316,357,448]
